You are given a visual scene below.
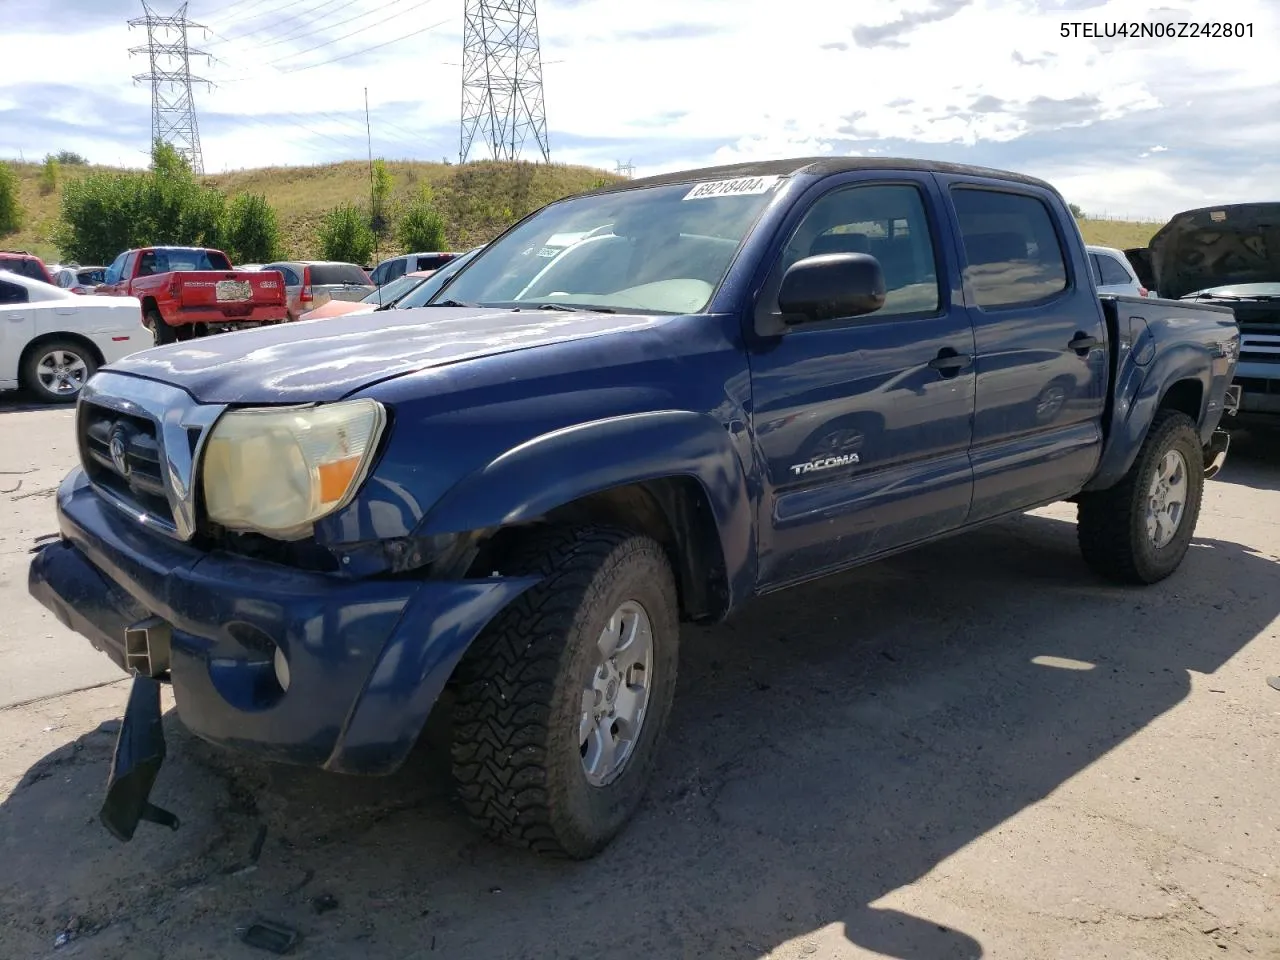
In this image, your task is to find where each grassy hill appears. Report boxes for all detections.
[4,157,1164,265]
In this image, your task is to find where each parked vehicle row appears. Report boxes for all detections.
[298,247,484,321]
[26,156,1241,862]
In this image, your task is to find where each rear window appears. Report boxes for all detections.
[0,256,48,282]
[309,263,370,286]
[136,248,232,275]
[414,254,455,271]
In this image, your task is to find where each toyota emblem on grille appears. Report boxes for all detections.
[107,424,131,476]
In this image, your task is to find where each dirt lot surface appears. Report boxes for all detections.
[2,398,1279,960]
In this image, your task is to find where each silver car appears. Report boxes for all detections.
[1086,244,1150,297]
[260,260,376,320]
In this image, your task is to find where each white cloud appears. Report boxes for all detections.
[0,0,1276,219]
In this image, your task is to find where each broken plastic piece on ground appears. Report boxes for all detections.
[239,919,300,954]
[1267,676,1280,692]
[99,673,181,841]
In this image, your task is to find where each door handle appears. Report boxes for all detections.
[928,349,973,375]
[1068,333,1099,354]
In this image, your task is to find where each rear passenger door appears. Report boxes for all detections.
[0,277,33,385]
[748,172,977,588]
[936,177,1107,521]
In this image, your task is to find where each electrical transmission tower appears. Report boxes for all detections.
[128,1,212,174]
[459,0,550,164]
[615,159,634,178]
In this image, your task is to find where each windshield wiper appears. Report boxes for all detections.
[535,303,617,313]
[431,298,482,307]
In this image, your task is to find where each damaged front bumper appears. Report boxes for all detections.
[29,468,541,841]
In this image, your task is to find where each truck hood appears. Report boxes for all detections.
[106,306,672,404]
[1148,202,1280,301]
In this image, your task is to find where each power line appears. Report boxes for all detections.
[255,0,422,49]
[128,0,212,174]
[269,0,442,64]
[206,0,346,47]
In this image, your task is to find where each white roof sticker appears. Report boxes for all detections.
[683,175,782,201]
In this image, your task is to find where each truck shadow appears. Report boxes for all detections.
[1,509,1276,959]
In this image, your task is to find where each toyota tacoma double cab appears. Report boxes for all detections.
[29,157,1241,858]
[97,245,288,343]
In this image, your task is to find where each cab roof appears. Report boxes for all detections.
[588,156,1058,195]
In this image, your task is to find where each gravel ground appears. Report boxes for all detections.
[1,397,1278,960]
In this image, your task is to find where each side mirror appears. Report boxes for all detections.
[778,253,886,323]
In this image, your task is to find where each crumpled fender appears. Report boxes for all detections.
[414,409,757,609]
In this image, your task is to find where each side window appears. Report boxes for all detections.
[951,188,1068,308]
[385,259,407,282]
[122,251,140,279]
[1098,254,1132,286]
[104,252,126,285]
[768,182,941,318]
[0,279,29,305]
[272,266,300,285]
[370,263,387,284]
[1088,254,1103,286]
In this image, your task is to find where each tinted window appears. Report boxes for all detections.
[0,257,46,282]
[397,248,483,308]
[0,279,28,304]
[309,263,371,286]
[951,188,1068,308]
[415,254,454,271]
[382,259,407,283]
[1088,254,1103,286]
[265,264,301,285]
[1097,253,1132,285]
[767,182,941,317]
[136,248,231,275]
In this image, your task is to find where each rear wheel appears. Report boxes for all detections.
[450,525,680,859]
[147,308,177,345]
[21,340,98,403]
[1077,410,1204,584]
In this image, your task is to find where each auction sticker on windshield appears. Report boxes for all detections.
[683,176,781,200]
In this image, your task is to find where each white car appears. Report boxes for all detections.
[0,269,153,403]
[1086,244,1150,297]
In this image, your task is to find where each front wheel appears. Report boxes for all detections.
[450,525,680,859]
[1077,410,1205,584]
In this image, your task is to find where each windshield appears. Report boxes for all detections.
[361,271,425,305]
[430,176,787,314]
[396,247,484,309]
[1184,281,1280,299]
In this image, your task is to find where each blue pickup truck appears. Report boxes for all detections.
[29,157,1241,859]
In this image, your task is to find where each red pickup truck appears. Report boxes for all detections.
[97,246,288,344]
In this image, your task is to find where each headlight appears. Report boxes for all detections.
[201,398,387,539]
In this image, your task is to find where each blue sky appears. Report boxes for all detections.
[1,0,1277,220]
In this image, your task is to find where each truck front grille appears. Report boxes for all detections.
[74,372,228,541]
[79,402,177,529]
[1239,333,1280,365]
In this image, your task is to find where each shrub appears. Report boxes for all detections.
[317,202,375,263]
[370,158,394,237]
[0,162,22,236]
[39,155,60,195]
[219,192,282,263]
[395,185,447,252]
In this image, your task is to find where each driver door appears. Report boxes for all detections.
[747,172,978,589]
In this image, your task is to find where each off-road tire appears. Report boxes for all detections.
[449,525,680,859]
[20,339,98,403]
[1077,410,1204,584]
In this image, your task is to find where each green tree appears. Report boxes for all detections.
[0,161,22,236]
[395,184,447,252]
[55,151,88,166]
[1068,202,1085,219]
[55,140,225,263]
[370,158,394,236]
[39,155,60,196]
[219,192,282,263]
[317,202,375,263]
